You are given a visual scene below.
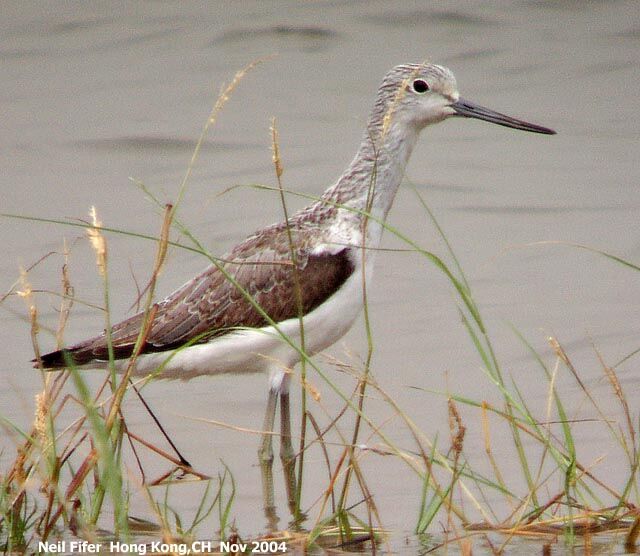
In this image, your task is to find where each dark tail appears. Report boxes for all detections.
[35,341,142,369]
[35,349,75,369]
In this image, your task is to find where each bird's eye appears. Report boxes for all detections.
[412,79,429,93]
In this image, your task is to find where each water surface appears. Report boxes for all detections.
[1,1,639,551]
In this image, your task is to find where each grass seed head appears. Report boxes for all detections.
[87,206,107,276]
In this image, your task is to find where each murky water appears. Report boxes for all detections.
[2,2,639,552]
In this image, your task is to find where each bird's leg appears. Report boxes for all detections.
[279,388,299,518]
[258,387,278,529]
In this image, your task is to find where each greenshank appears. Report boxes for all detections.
[38,62,555,517]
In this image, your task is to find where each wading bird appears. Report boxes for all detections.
[38,62,555,521]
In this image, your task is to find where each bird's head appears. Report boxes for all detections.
[375,63,555,136]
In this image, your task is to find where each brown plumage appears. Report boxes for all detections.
[39,221,354,369]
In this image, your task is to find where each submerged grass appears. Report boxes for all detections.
[1,62,639,554]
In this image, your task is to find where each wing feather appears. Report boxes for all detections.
[39,223,355,368]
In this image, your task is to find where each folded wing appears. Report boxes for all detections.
[39,223,355,369]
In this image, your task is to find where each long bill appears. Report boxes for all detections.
[450,98,556,135]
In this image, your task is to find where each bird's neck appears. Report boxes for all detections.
[320,116,420,222]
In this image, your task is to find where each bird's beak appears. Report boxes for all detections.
[450,98,556,135]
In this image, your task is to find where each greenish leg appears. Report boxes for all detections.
[258,388,278,529]
[279,389,298,517]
